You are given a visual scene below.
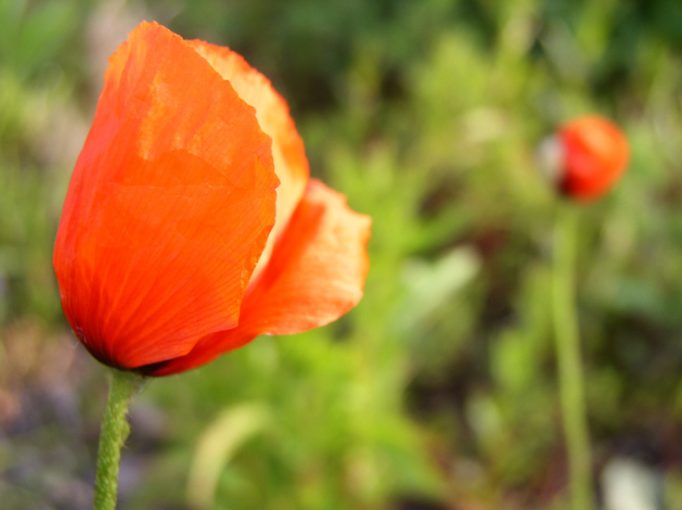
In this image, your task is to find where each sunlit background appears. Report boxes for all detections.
[1,0,682,508]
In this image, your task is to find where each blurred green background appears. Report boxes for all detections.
[1,0,681,509]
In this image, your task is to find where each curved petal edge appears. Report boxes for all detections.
[145,179,371,376]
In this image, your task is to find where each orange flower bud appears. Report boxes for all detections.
[539,116,629,201]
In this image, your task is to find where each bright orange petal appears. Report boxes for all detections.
[146,179,371,376]
[189,40,310,281]
[53,22,278,369]
[242,180,371,334]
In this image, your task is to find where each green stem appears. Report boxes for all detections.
[93,369,143,510]
[552,208,593,510]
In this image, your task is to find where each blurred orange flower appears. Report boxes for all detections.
[558,116,629,200]
[53,22,371,376]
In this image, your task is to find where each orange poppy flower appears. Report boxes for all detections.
[53,21,371,376]
[557,116,629,200]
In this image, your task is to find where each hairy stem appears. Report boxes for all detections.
[93,369,143,510]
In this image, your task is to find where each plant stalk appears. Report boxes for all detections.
[93,369,142,510]
[552,208,593,510]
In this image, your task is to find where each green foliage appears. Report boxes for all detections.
[2,0,682,509]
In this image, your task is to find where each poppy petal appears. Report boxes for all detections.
[53,22,278,369]
[146,179,371,376]
[242,179,371,334]
[189,40,310,280]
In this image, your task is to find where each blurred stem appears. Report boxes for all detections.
[94,369,143,510]
[552,208,593,510]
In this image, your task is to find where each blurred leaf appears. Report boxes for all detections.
[398,248,480,333]
[187,403,269,510]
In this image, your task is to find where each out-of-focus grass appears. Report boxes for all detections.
[1,1,682,509]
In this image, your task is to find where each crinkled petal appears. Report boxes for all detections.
[190,40,309,281]
[53,22,278,369]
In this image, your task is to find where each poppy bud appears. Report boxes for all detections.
[53,22,371,376]
[538,116,629,201]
